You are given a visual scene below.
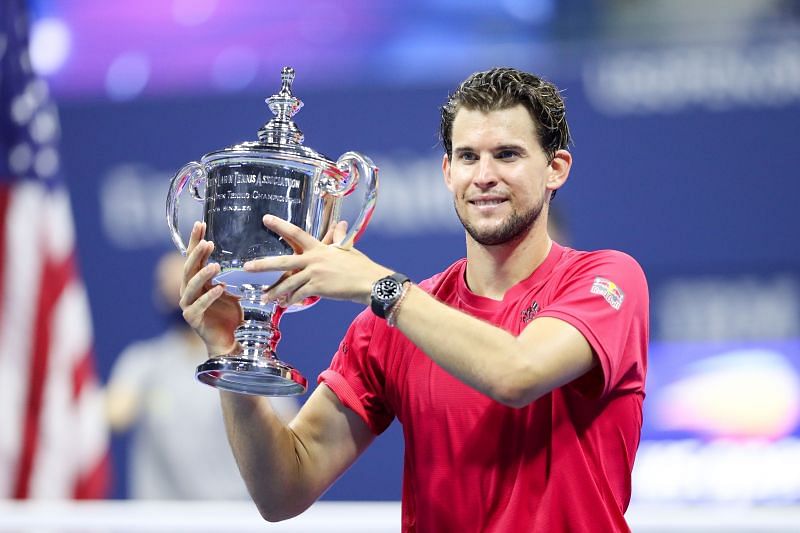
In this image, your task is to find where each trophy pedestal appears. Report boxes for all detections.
[196,356,307,396]
[194,303,307,396]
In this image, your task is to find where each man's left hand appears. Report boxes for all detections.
[243,214,392,307]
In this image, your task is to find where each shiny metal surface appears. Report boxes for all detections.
[166,67,378,396]
[196,356,308,396]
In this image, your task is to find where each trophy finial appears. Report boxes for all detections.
[259,66,304,145]
[279,67,295,96]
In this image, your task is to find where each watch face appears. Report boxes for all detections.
[375,278,400,301]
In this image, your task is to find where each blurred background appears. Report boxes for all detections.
[2,0,800,527]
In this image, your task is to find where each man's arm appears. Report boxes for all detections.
[247,216,595,409]
[390,286,594,407]
[221,384,374,521]
[179,222,375,521]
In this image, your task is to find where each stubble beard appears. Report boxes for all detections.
[454,195,545,246]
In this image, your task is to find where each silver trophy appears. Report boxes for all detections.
[166,67,378,396]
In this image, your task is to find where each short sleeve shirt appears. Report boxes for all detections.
[319,243,649,532]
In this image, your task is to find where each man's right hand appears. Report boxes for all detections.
[179,221,244,356]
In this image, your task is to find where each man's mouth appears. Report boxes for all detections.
[469,198,507,207]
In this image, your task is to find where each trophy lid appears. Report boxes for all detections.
[206,67,331,164]
[258,66,304,145]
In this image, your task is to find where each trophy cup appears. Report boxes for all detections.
[166,67,378,396]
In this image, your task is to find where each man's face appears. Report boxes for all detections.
[443,104,558,246]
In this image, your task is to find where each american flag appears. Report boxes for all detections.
[0,0,109,498]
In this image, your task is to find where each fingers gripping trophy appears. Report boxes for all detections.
[166,67,378,396]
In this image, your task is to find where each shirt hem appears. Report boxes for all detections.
[318,369,382,435]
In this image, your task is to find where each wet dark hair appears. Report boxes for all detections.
[439,67,571,162]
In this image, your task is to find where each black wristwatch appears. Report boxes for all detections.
[370,273,410,319]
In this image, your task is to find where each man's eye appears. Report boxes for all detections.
[497,150,518,160]
[460,152,478,161]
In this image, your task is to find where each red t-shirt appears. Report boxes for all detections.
[319,243,649,532]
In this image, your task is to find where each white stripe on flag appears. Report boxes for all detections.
[30,280,101,497]
[0,183,44,496]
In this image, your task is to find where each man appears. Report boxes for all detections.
[180,67,648,532]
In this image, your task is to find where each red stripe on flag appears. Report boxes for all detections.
[12,251,76,498]
[73,450,111,499]
[72,348,97,401]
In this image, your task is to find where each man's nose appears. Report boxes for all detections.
[474,157,499,189]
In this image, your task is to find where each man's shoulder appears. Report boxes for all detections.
[559,246,646,281]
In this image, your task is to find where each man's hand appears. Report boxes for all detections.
[179,221,244,356]
[243,215,392,307]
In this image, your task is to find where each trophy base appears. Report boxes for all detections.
[196,356,308,396]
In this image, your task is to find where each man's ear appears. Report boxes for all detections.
[546,149,572,194]
[442,153,454,193]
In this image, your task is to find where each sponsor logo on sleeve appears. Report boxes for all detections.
[590,277,624,310]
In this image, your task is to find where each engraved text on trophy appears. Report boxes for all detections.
[203,164,309,266]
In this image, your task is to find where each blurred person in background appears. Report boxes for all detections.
[181,67,648,530]
[106,252,298,499]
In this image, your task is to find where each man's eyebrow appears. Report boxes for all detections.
[453,143,530,155]
[494,144,527,152]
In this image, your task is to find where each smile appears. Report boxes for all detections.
[469,198,507,207]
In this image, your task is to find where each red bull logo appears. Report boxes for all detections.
[590,277,624,310]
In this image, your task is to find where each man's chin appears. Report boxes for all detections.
[461,214,540,246]
[466,226,523,247]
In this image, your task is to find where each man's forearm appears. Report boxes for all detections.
[391,285,535,405]
[218,384,373,521]
[391,285,594,407]
[219,392,315,521]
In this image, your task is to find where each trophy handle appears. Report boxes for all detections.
[166,161,207,254]
[332,151,378,249]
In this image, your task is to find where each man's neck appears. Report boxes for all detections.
[464,224,552,301]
